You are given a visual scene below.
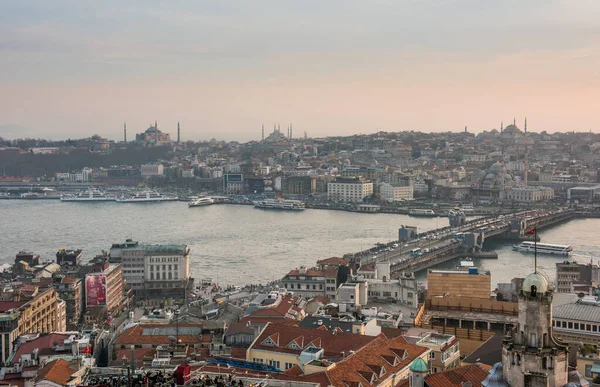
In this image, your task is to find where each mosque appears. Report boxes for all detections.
[135,121,172,145]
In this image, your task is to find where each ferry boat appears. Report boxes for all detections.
[61,188,115,202]
[512,241,572,256]
[408,209,437,217]
[116,190,178,203]
[188,197,216,207]
[253,198,306,211]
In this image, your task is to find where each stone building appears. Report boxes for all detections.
[502,272,568,387]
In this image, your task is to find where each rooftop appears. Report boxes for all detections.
[553,301,600,322]
[34,359,78,385]
[420,363,492,387]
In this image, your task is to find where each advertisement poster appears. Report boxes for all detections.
[86,275,107,306]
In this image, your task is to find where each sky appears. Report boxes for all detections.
[1,0,599,141]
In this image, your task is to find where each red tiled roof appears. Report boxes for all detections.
[111,348,155,368]
[316,257,348,266]
[250,323,375,359]
[11,334,72,365]
[424,363,492,387]
[358,265,375,272]
[61,277,78,284]
[35,359,78,385]
[325,336,428,387]
[0,301,26,312]
[307,296,330,305]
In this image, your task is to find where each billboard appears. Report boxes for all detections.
[86,275,107,307]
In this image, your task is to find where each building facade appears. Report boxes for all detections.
[140,163,164,176]
[85,263,124,314]
[427,269,491,299]
[327,177,373,202]
[379,183,414,202]
[281,266,338,299]
[505,186,554,202]
[110,240,191,299]
[52,276,83,330]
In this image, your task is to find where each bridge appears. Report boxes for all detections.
[379,208,577,277]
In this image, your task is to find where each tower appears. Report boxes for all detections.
[464,126,467,133]
[525,117,527,133]
[408,357,428,387]
[501,121,504,132]
[513,117,516,126]
[155,120,158,129]
[123,123,127,143]
[502,273,568,387]
[177,122,180,144]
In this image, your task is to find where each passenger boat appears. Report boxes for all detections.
[188,197,216,207]
[512,241,572,256]
[253,198,305,211]
[408,209,438,217]
[61,188,115,202]
[116,190,178,203]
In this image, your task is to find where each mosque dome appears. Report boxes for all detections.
[523,273,549,295]
[489,162,503,173]
[410,358,429,373]
[479,162,515,190]
[503,124,522,135]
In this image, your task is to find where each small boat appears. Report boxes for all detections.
[116,190,178,203]
[253,198,305,211]
[512,241,572,256]
[188,197,216,207]
[408,209,438,217]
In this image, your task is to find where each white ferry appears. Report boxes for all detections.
[61,188,115,202]
[188,197,216,207]
[408,209,437,217]
[512,241,572,256]
[116,190,178,203]
[253,198,305,211]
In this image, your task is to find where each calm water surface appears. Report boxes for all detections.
[1,201,598,288]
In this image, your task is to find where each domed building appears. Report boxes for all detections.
[135,121,171,145]
[473,161,518,200]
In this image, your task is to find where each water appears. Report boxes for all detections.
[1,201,598,288]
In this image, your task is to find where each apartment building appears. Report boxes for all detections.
[110,240,191,299]
[556,261,600,293]
[379,182,414,202]
[140,163,164,176]
[327,177,373,202]
[85,262,124,314]
[281,266,338,299]
[52,276,84,330]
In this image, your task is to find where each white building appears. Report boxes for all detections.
[109,240,191,299]
[141,163,164,176]
[505,186,554,202]
[327,177,373,202]
[380,183,413,202]
[56,299,67,332]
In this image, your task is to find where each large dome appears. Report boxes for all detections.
[523,273,549,294]
[503,124,522,135]
[479,162,515,190]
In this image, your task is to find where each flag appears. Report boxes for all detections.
[83,347,91,354]
[527,228,536,235]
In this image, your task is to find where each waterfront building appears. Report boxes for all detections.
[281,266,338,299]
[505,186,554,202]
[109,239,191,300]
[340,166,386,181]
[568,185,600,202]
[140,163,164,176]
[52,276,84,330]
[427,268,491,299]
[552,296,600,347]
[14,251,39,269]
[223,173,244,194]
[379,182,414,202]
[327,177,373,202]
[281,175,316,195]
[56,248,83,267]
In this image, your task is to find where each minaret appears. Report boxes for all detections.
[155,120,158,129]
[513,117,516,126]
[124,123,127,142]
[464,126,467,133]
[524,117,527,133]
[177,122,181,144]
[501,121,503,132]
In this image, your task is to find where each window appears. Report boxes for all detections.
[290,284,294,289]
[268,360,280,369]
[150,273,154,280]
[285,362,294,370]
[562,321,567,328]
[430,352,435,360]
[568,322,573,329]
[168,265,172,271]
[253,358,263,364]
[574,323,579,330]
[312,285,316,290]
[593,325,598,332]
[150,265,154,271]
[162,272,166,280]
[350,295,354,299]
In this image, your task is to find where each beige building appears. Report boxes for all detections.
[505,186,554,202]
[415,332,460,373]
[552,298,600,347]
[140,163,164,176]
[379,183,413,202]
[327,177,373,202]
[85,263,124,315]
[427,269,491,299]
[56,299,67,332]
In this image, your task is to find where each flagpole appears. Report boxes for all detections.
[534,226,537,274]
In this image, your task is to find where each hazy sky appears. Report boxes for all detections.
[1,1,599,141]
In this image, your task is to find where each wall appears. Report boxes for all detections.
[427,272,491,299]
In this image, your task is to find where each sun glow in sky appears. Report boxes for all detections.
[1,1,599,141]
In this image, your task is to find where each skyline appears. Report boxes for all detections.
[2,1,600,141]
